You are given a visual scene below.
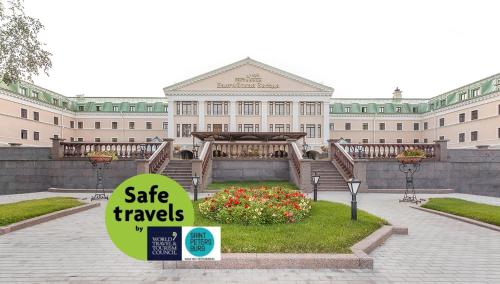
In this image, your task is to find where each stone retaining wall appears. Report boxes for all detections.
[212,160,289,182]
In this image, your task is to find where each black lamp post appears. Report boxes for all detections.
[311,171,320,201]
[302,143,310,158]
[347,177,361,220]
[191,173,200,201]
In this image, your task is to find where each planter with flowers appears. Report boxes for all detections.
[86,151,118,201]
[396,149,426,164]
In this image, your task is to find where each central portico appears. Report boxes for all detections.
[163,58,333,149]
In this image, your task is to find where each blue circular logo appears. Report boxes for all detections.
[185,228,214,257]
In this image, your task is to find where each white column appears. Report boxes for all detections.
[261,100,268,132]
[292,100,300,131]
[198,100,205,131]
[323,101,329,144]
[167,99,175,138]
[230,100,237,131]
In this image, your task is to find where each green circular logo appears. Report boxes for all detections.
[185,227,214,257]
[105,174,194,260]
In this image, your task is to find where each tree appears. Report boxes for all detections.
[0,0,51,84]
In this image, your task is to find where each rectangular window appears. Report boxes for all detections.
[424,122,428,130]
[362,139,369,143]
[129,106,136,112]
[32,91,39,99]
[162,122,168,130]
[146,122,152,129]
[255,124,259,132]
[269,124,273,132]
[275,124,285,132]
[181,102,192,115]
[129,138,135,142]
[439,118,445,127]
[112,138,118,142]
[70,137,74,142]
[78,105,84,111]
[77,138,83,142]
[440,99,446,107]
[243,124,253,132]
[344,106,351,113]
[53,98,59,106]
[146,138,152,142]
[412,107,418,113]
[306,124,315,138]
[379,139,385,143]
[54,116,59,125]
[164,106,168,113]
[207,124,211,132]
[439,136,445,140]
[19,87,27,95]
[459,133,465,142]
[95,138,101,142]
[182,124,191,137]
[329,123,334,131]
[345,123,351,130]
[396,138,403,143]
[471,110,478,120]
[305,102,316,115]
[300,124,304,132]
[471,131,478,141]
[224,124,228,132]
[21,108,28,118]
[459,93,466,101]
[96,105,102,111]
[147,106,153,112]
[193,124,197,132]
[397,123,403,131]
[379,107,384,113]
[113,105,119,112]
[274,102,285,115]
[318,124,321,138]
[176,124,180,137]
[21,129,27,140]
[470,88,479,98]
[95,122,100,129]
[34,112,39,121]
[286,124,290,132]
[362,123,368,130]
[129,122,135,129]
[112,122,118,129]
[459,113,465,123]
[212,102,223,115]
[379,123,385,130]
[69,120,74,128]
[345,139,351,143]
[78,121,83,129]
[424,139,428,143]
[33,131,39,141]
[414,123,419,131]
[53,134,58,139]
[413,139,419,143]
[396,107,401,113]
[361,106,367,113]
[238,124,242,132]
[243,102,254,115]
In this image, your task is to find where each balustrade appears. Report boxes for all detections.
[211,142,289,159]
[61,142,161,159]
[338,143,436,159]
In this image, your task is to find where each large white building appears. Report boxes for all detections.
[1,58,499,150]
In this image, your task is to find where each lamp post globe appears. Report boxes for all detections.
[347,177,362,220]
[191,173,200,201]
[311,171,320,202]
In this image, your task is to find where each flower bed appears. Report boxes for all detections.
[199,187,312,225]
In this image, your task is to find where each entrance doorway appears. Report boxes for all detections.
[213,124,222,132]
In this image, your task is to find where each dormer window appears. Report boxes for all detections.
[78,105,84,111]
[412,107,418,113]
[344,106,351,113]
[470,88,479,98]
[96,105,102,111]
[396,107,401,113]
[62,102,68,109]
[129,106,135,112]
[19,87,27,95]
[113,105,119,112]
[440,99,446,107]
[53,98,59,105]
[379,106,384,113]
[361,106,367,113]
[32,91,39,99]
[164,106,168,113]
[147,106,153,112]
[459,93,466,101]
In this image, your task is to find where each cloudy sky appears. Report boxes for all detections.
[25,0,500,99]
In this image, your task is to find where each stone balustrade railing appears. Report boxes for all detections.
[338,143,437,160]
[212,142,289,159]
[61,142,161,159]
[331,142,354,179]
[147,141,171,173]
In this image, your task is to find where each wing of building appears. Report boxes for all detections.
[1,57,499,149]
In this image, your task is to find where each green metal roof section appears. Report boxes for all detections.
[0,81,168,113]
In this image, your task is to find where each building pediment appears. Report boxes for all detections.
[163,58,333,93]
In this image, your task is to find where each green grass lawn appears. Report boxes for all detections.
[194,200,387,253]
[0,197,84,227]
[422,198,500,227]
[207,180,298,191]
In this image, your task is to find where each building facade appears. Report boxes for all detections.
[1,58,499,149]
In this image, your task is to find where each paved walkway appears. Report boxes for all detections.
[0,191,499,283]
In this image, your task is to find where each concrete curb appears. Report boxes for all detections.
[367,189,454,194]
[171,225,408,269]
[411,205,500,232]
[48,187,114,193]
[0,202,100,235]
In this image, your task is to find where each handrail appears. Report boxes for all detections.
[331,142,354,179]
[61,142,162,159]
[338,143,437,159]
[199,141,213,182]
[147,141,170,173]
[289,141,303,183]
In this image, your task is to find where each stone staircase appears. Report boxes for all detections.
[311,161,348,191]
[162,160,192,191]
